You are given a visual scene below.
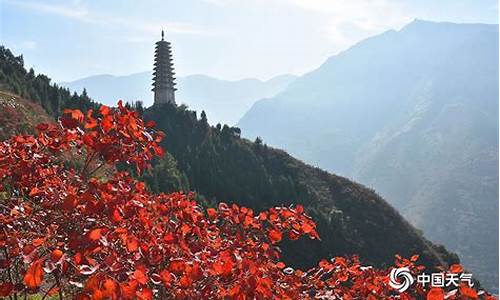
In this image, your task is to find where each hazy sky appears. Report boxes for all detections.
[1,0,498,82]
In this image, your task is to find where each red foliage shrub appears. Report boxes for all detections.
[0,102,495,299]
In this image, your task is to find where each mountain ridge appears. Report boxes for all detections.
[237,19,499,291]
[60,72,297,125]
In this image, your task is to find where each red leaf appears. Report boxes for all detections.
[153,145,164,156]
[111,208,123,222]
[207,208,217,219]
[32,238,45,247]
[102,115,114,132]
[169,260,186,274]
[137,287,153,300]
[163,233,175,243]
[64,109,84,121]
[36,123,49,131]
[62,194,77,211]
[460,285,478,299]
[134,265,149,285]
[0,282,13,296]
[60,115,79,129]
[427,288,444,300]
[160,270,171,287]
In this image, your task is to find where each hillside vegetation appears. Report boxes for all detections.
[0,44,458,274]
[0,46,98,118]
[142,103,458,270]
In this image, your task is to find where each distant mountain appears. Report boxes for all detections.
[61,73,296,125]
[238,20,499,292]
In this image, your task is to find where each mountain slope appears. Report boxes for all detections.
[142,103,458,272]
[0,90,52,140]
[238,20,499,291]
[61,72,296,125]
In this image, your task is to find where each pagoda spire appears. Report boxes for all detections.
[152,30,176,105]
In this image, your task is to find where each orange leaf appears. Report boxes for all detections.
[47,287,60,296]
[24,259,44,289]
[207,208,217,219]
[32,238,45,247]
[88,228,102,241]
[51,249,64,262]
[85,117,98,129]
[120,280,138,299]
[99,105,110,116]
[449,264,463,273]
[301,222,314,234]
[29,187,41,197]
[126,235,139,252]
[268,229,282,243]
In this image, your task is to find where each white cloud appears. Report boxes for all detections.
[5,0,212,36]
[4,0,88,19]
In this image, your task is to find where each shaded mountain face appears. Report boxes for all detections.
[238,20,499,291]
[143,103,457,273]
[61,73,296,125]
